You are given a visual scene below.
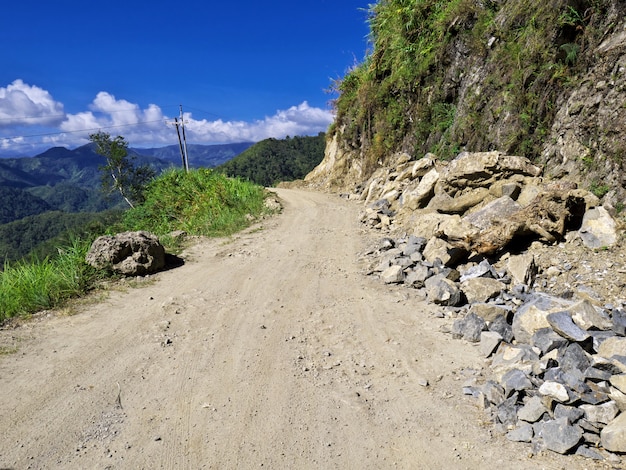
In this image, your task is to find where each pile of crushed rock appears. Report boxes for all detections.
[348,151,626,463]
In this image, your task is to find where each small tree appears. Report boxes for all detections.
[89,132,155,208]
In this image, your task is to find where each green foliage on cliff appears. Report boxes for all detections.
[216,134,326,187]
[332,0,611,175]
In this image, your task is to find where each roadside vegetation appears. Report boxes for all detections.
[0,158,271,322]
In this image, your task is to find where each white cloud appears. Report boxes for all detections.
[185,102,334,143]
[0,81,334,156]
[0,79,64,127]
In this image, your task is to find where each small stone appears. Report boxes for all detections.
[612,309,626,336]
[559,343,591,375]
[381,265,405,284]
[497,393,519,426]
[554,404,584,423]
[539,381,570,402]
[574,445,605,460]
[404,264,431,288]
[506,423,534,442]
[425,274,463,307]
[482,380,505,406]
[459,259,496,282]
[453,312,486,343]
[507,253,537,286]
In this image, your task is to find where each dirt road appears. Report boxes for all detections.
[0,189,607,469]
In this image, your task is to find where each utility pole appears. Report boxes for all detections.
[179,105,189,172]
[174,117,185,169]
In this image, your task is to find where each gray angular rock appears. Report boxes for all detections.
[497,393,519,426]
[531,328,569,355]
[559,343,591,375]
[489,314,514,343]
[425,274,463,306]
[600,411,626,453]
[459,259,497,282]
[506,423,534,442]
[502,368,533,397]
[537,417,583,454]
[85,231,166,276]
[404,264,431,288]
[554,404,585,424]
[547,311,591,342]
[482,380,506,406]
[574,445,604,460]
[512,293,574,344]
[460,313,487,343]
[613,309,626,336]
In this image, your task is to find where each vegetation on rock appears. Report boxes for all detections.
[330,0,622,189]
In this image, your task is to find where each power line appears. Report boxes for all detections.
[0,118,169,142]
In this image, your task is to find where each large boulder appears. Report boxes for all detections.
[86,231,166,276]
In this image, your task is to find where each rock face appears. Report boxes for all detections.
[86,231,166,276]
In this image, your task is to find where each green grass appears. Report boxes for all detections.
[0,238,96,321]
[0,168,271,322]
[120,168,269,237]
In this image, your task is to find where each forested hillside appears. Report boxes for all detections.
[217,134,326,186]
[0,210,120,265]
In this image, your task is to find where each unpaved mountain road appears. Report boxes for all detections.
[0,188,608,469]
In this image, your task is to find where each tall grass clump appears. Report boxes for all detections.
[121,168,269,237]
[0,238,96,321]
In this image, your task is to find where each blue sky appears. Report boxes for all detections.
[0,0,370,156]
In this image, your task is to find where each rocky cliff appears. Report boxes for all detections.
[307,0,626,208]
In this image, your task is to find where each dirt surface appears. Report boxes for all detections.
[0,188,613,469]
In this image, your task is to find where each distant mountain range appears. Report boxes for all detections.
[0,142,254,221]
